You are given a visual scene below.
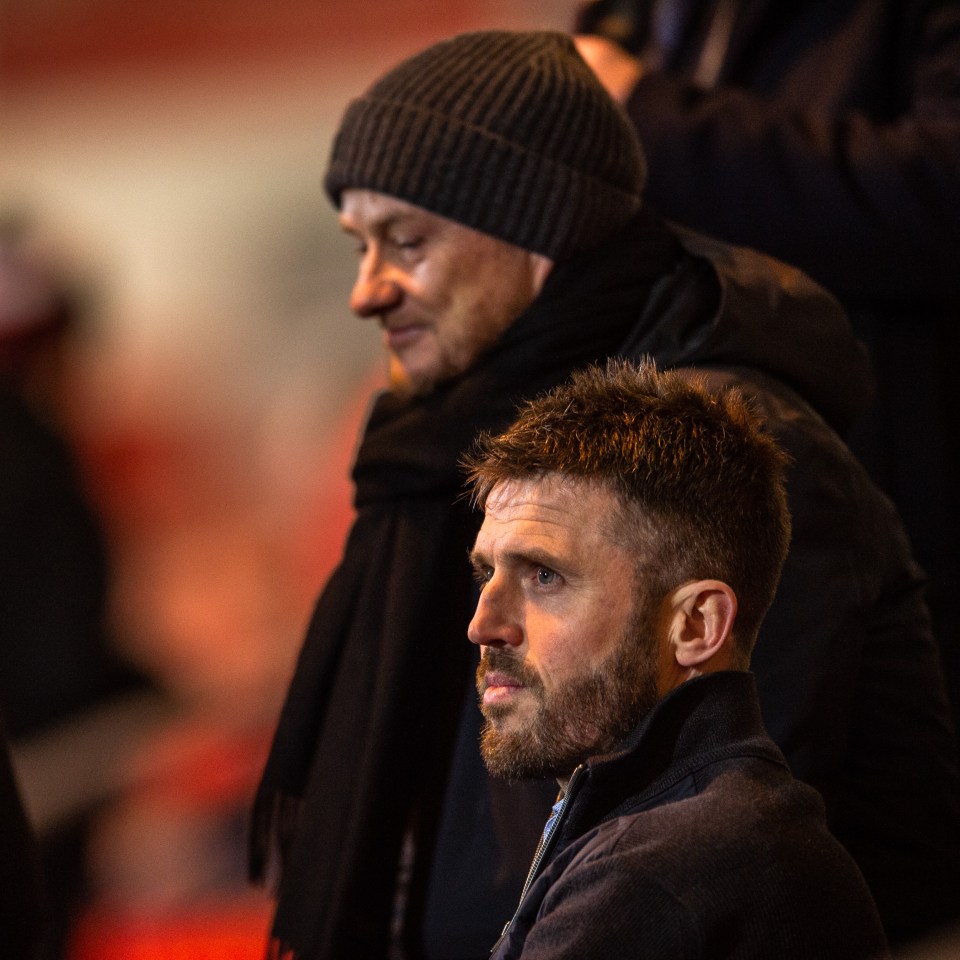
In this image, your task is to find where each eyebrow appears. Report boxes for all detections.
[469,546,559,574]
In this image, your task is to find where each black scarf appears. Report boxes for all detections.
[250,209,684,959]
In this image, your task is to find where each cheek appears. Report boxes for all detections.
[551,602,633,676]
[529,621,583,688]
[414,260,456,313]
[441,255,527,330]
[438,269,486,321]
[444,287,516,355]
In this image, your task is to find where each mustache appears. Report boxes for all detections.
[476,649,544,693]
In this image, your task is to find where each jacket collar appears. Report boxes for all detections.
[560,672,788,838]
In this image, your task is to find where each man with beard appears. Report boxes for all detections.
[249,31,959,959]
[466,360,888,959]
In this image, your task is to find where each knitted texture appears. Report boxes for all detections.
[324,31,646,260]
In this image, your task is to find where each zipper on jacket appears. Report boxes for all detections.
[489,765,587,955]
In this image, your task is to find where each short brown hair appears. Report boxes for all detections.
[463,359,791,662]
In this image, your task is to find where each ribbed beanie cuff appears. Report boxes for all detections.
[324,31,646,261]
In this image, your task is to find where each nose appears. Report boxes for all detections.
[468,578,523,649]
[349,255,403,318]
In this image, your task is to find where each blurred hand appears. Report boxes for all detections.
[574,35,645,104]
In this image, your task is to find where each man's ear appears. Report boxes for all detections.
[665,580,738,671]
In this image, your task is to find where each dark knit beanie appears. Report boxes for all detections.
[324,30,646,261]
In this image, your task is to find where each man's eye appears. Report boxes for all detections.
[393,236,422,251]
[536,568,559,586]
[473,566,494,588]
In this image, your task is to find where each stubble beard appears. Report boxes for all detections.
[476,603,661,782]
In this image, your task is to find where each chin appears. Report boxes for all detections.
[388,354,439,396]
[391,360,466,398]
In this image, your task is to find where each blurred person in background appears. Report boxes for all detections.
[0,220,134,739]
[0,216,156,958]
[573,0,960,738]
[0,712,43,959]
[250,31,960,959]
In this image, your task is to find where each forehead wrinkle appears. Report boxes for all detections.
[474,499,573,570]
[479,502,579,562]
[485,475,623,536]
[338,207,406,236]
[479,479,630,580]
[340,189,440,233]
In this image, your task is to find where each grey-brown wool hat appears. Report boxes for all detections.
[323,30,647,261]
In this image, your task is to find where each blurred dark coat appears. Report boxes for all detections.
[579,0,960,747]
[0,716,42,959]
[0,384,131,738]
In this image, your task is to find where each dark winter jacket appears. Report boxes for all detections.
[491,672,889,960]
[577,0,960,761]
[252,210,960,959]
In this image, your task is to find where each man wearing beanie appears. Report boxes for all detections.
[251,30,960,959]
